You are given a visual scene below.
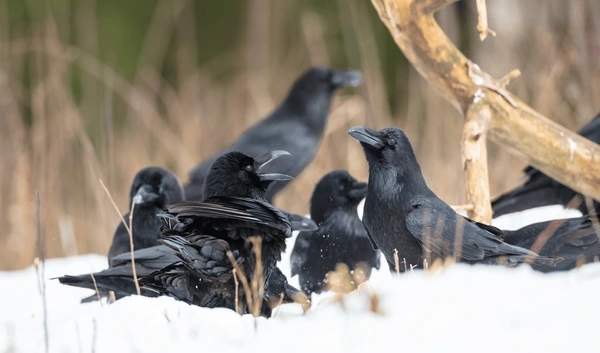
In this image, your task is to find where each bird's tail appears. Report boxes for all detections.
[58,272,160,301]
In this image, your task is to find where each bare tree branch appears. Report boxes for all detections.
[371,0,600,205]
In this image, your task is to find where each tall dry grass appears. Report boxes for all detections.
[0,0,598,269]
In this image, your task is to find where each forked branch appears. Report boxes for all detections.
[371,0,600,208]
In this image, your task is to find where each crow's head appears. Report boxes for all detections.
[129,167,183,208]
[348,126,418,169]
[310,170,366,223]
[283,67,361,130]
[205,151,293,199]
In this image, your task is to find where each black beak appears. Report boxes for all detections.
[348,126,385,150]
[331,70,362,88]
[348,181,368,200]
[254,150,293,182]
[133,185,160,205]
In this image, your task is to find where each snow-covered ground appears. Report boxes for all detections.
[1,205,598,353]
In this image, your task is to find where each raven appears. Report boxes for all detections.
[184,67,362,202]
[59,151,313,316]
[290,170,380,294]
[107,166,183,265]
[349,126,554,272]
[502,216,600,272]
[492,112,599,217]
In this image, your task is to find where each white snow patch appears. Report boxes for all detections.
[1,209,596,353]
[492,205,582,230]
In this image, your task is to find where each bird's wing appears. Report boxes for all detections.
[406,202,535,262]
[110,245,179,272]
[160,234,241,282]
[140,264,196,303]
[165,197,291,237]
[464,218,504,239]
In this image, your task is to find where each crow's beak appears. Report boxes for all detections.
[254,150,293,182]
[331,70,362,88]
[348,126,385,150]
[348,181,368,200]
[132,185,160,205]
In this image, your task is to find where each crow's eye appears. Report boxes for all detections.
[244,165,253,173]
[387,138,397,147]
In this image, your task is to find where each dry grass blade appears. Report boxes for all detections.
[232,268,240,314]
[89,272,102,303]
[34,192,49,353]
[248,237,264,317]
[226,251,253,314]
[99,178,140,295]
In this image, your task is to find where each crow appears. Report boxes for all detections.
[184,67,362,202]
[59,151,313,316]
[492,112,599,217]
[502,216,600,272]
[107,166,184,266]
[290,170,380,294]
[348,126,555,272]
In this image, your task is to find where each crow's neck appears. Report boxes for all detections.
[367,162,431,205]
[276,91,333,134]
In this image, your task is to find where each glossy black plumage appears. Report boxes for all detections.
[290,170,380,294]
[59,152,311,316]
[349,126,554,272]
[492,113,600,217]
[184,67,362,202]
[502,216,600,271]
[107,166,184,265]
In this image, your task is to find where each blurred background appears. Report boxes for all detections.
[0,0,598,269]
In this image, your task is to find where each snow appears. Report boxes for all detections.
[1,205,598,353]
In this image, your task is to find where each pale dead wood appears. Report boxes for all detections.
[462,99,493,222]
[475,0,495,41]
[450,204,474,212]
[371,0,600,204]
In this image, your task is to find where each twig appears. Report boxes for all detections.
[89,273,102,303]
[99,179,130,233]
[127,201,141,295]
[475,0,496,41]
[226,251,253,313]
[393,249,400,272]
[34,192,49,353]
[99,179,140,295]
[584,197,600,241]
[249,237,265,318]
[232,269,240,314]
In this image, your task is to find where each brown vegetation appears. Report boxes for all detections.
[0,0,598,269]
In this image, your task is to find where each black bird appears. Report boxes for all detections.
[184,67,362,202]
[502,216,600,272]
[60,151,313,316]
[107,166,184,265]
[349,126,553,272]
[290,170,380,294]
[492,112,600,217]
